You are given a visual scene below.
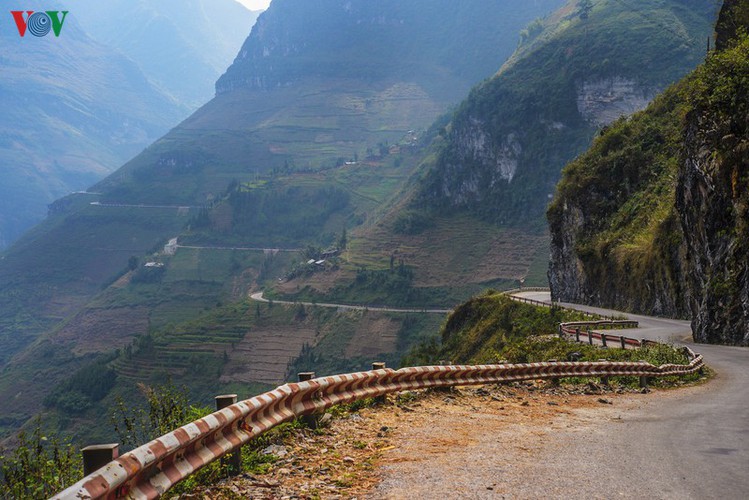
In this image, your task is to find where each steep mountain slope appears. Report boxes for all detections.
[0,0,564,441]
[0,1,185,249]
[548,79,691,318]
[94,0,565,203]
[548,0,749,346]
[318,0,718,305]
[74,0,260,107]
[415,0,718,228]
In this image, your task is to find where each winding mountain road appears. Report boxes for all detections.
[249,289,748,496]
[507,291,749,498]
[249,291,453,314]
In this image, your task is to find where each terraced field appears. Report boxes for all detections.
[349,214,548,287]
[222,324,318,385]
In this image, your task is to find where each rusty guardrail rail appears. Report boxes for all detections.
[559,321,652,349]
[54,353,703,499]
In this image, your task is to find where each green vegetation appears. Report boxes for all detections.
[44,358,118,415]
[547,5,749,331]
[110,382,211,449]
[417,0,716,228]
[404,292,701,386]
[392,210,435,235]
[403,292,588,365]
[0,418,82,500]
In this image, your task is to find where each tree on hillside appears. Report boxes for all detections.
[338,226,347,249]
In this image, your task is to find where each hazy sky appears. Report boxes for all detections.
[237,0,271,10]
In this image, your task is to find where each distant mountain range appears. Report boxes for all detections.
[74,0,260,107]
[0,0,259,250]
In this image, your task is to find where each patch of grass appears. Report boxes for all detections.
[406,291,705,388]
[328,398,377,419]
[501,336,703,387]
[427,291,591,364]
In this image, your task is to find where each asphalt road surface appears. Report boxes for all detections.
[249,291,452,314]
[513,291,749,499]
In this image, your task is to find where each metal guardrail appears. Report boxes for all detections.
[503,287,553,294]
[54,356,704,499]
[507,290,620,320]
[560,321,648,348]
[52,290,703,499]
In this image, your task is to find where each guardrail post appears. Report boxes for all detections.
[575,328,580,342]
[620,336,627,349]
[372,362,387,403]
[640,338,648,349]
[600,333,607,348]
[298,372,319,429]
[82,444,119,476]
[639,376,649,389]
[215,394,241,475]
[548,360,560,386]
[587,328,593,345]
[598,359,610,386]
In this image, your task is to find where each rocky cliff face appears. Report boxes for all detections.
[215,0,565,96]
[576,77,654,127]
[549,0,749,345]
[547,84,690,318]
[677,34,749,345]
[417,0,715,227]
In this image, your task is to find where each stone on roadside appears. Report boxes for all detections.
[263,444,288,457]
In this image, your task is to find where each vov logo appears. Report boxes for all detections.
[11,11,68,37]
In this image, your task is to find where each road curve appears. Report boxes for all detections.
[512,291,749,499]
[249,291,453,315]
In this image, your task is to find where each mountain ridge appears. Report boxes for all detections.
[412,0,717,228]
[0,0,186,249]
[548,0,749,346]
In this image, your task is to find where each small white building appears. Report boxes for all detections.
[164,237,179,255]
